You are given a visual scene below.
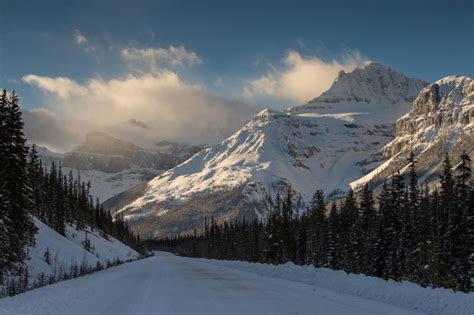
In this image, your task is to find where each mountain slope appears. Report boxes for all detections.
[112,62,427,238]
[351,75,474,191]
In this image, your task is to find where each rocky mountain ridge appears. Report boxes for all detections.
[351,75,473,191]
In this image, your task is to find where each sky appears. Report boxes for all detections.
[1,0,473,151]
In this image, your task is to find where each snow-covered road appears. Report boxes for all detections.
[0,252,426,315]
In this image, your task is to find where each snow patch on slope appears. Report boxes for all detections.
[26,217,139,282]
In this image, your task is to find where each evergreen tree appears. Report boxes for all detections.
[281,190,296,262]
[326,201,340,269]
[359,184,377,276]
[468,179,474,292]
[0,182,12,284]
[0,90,37,265]
[339,189,360,273]
[264,192,283,264]
[377,181,392,279]
[404,152,418,280]
[438,154,456,287]
[453,152,472,291]
[307,190,327,267]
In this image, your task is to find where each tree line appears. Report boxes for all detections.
[0,89,145,288]
[154,151,474,293]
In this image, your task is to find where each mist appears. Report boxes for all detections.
[22,71,258,152]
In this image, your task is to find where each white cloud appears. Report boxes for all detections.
[245,50,366,104]
[74,30,88,45]
[22,71,256,151]
[23,75,87,99]
[121,46,202,72]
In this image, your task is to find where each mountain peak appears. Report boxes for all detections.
[290,62,428,123]
[315,61,427,105]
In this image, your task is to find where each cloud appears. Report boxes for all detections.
[23,75,87,99]
[22,71,256,151]
[121,46,202,72]
[245,50,366,104]
[74,30,87,45]
[22,109,82,152]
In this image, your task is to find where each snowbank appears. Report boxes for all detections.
[197,257,474,315]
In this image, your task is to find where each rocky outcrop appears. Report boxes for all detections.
[351,76,474,191]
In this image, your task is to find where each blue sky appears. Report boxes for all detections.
[1,0,473,150]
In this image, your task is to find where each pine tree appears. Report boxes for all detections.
[281,190,296,262]
[377,180,392,279]
[438,153,456,287]
[0,90,37,265]
[467,180,474,292]
[27,145,43,218]
[388,171,406,281]
[404,152,418,280]
[307,190,327,267]
[0,182,12,284]
[453,152,472,291]
[339,189,360,273]
[264,192,283,264]
[359,184,377,276]
[326,201,340,269]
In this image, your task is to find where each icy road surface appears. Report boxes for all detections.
[0,252,426,315]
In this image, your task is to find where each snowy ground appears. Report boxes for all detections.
[2,252,471,315]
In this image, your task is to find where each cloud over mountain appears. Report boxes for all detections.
[245,50,366,103]
[22,70,256,151]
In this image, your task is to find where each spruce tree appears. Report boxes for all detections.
[468,180,474,292]
[0,182,12,284]
[404,152,418,280]
[1,90,37,265]
[326,201,340,269]
[359,184,377,275]
[339,189,360,273]
[453,152,472,291]
[307,190,327,267]
[438,153,456,287]
[377,180,392,279]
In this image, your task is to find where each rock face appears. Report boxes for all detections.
[111,62,428,238]
[351,76,474,191]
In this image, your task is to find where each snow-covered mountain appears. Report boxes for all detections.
[110,62,427,238]
[351,75,473,191]
[36,133,205,202]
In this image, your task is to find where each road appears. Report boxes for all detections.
[0,252,424,315]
